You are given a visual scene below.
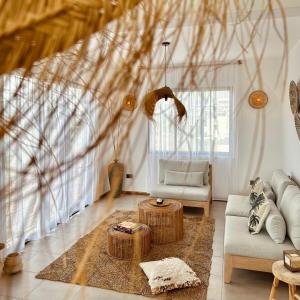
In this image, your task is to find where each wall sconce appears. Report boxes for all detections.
[249,90,268,109]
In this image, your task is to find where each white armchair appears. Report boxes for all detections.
[150,159,212,217]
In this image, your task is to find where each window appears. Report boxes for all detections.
[149,88,232,155]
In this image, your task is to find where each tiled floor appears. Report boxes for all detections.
[0,195,290,300]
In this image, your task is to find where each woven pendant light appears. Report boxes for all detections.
[142,42,187,122]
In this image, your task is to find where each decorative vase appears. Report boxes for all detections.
[108,159,124,198]
[3,252,23,274]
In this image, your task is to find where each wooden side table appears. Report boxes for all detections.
[269,260,300,300]
[138,199,183,244]
[107,225,151,260]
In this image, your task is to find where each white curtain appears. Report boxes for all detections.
[148,63,240,199]
[0,75,98,255]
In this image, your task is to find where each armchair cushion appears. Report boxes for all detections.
[164,170,204,187]
[151,184,210,202]
[159,159,209,185]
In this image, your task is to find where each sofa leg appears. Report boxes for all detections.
[224,254,233,284]
[204,203,210,217]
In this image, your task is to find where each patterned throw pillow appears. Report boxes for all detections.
[248,192,271,234]
[249,177,264,207]
[250,177,261,188]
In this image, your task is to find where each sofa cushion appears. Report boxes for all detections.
[248,193,271,234]
[226,188,275,218]
[151,184,209,201]
[164,170,204,187]
[249,179,264,207]
[271,170,295,206]
[225,195,252,217]
[249,180,275,207]
[265,200,286,244]
[280,185,300,249]
[159,159,209,185]
[263,182,276,202]
[224,216,295,260]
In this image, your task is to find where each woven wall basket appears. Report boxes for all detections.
[289,81,298,114]
[295,113,300,140]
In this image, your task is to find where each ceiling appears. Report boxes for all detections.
[187,0,300,19]
[151,1,300,64]
[242,0,300,17]
[95,1,300,67]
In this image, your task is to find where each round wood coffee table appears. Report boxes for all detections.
[107,225,151,260]
[138,199,183,244]
[269,260,300,300]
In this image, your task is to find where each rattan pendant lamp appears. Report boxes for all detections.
[142,42,187,122]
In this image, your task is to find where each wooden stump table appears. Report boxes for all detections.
[269,260,300,300]
[138,199,183,244]
[107,225,151,260]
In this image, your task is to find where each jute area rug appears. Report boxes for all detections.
[36,210,215,300]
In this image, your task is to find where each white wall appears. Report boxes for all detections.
[234,57,285,193]
[118,16,300,199]
[121,111,149,191]
[282,39,300,184]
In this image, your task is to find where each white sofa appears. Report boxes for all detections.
[150,159,212,217]
[224,170,300,283]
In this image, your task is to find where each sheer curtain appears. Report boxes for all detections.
[0,75,98,255]
[148,63,240,199]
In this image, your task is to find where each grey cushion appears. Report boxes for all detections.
[271,170,295,206]
[263,182,276,202]
[280,185,300,249]
[225,195,252,217]
[224,216,295,260]
[159,159,209,185]
[151,184,209,201]
[164,170,204,187]
[265,200,286,244]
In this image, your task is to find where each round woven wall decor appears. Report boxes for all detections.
[295,113,300,140]
[289,80,298,114]
[249,90,268,109]
[123,94,137,111]
[298,82,300,112]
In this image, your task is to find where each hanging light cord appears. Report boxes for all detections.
[164,43,167,86]
[162,41,170,87]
